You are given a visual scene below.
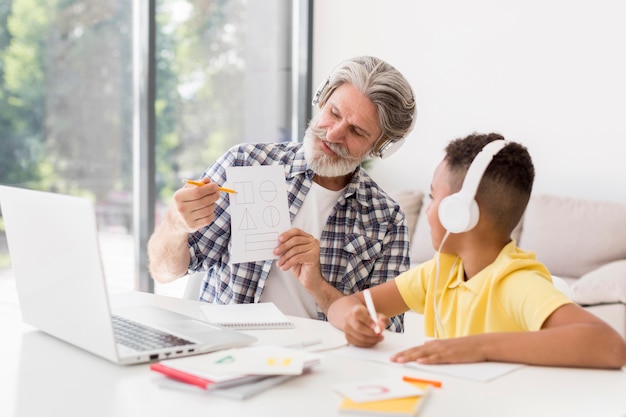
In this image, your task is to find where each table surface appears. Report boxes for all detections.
[2,291,625,417]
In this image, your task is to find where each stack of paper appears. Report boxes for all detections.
[333,377,432,416]
[150,345,320,399]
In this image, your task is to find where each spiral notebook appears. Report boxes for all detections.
[200,302,294,330]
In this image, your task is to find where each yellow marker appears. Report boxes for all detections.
[182,179,237,194]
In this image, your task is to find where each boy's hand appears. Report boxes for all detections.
[390,336,487,364]
[343,304,387,347]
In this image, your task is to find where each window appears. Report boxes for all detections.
[151,0,298,295]
[0,0,308,302]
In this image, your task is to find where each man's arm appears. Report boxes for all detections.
[147,180,221,283]
[390,304,626,369]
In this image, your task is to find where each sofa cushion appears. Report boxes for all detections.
[518,194,626,279]
[570,260,626,305]
[410,202,434,265]
[388,189,423,241]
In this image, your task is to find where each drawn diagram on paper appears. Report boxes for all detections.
[226,165,291,264]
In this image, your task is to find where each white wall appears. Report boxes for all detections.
[313,0,626,204]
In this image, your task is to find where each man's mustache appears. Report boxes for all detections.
[309,127,355,160]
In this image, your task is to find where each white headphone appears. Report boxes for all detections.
[438,140,508,234]
[311,77,406,160]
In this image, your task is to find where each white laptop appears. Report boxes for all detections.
[0,185,256,365]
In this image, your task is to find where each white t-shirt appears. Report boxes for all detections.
[259,181,344,318]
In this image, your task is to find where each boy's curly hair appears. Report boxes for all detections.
[444,132,534,236]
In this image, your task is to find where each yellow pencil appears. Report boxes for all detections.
[182,179,237,194]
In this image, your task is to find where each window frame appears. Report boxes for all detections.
[132,0,313,293]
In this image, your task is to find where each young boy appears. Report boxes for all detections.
[327,133,626,369]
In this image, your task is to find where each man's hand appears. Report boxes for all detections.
[172,179,221,233]
[147,178,221,283]
[274,228,323,289]
[273,227,342,313]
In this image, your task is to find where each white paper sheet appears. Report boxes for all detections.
[225,165,291,264]
[333,331,524,382]
[332,377,425,403]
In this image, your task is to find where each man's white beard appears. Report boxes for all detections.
[303,124,364,178]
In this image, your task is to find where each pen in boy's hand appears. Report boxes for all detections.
[363,289,381,334]
[182,179,237,194]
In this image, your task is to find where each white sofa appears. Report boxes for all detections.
[391,190,626,339]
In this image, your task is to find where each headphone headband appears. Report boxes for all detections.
[311,77,331,107]
[438,139,508,233]
[458,140,508,200]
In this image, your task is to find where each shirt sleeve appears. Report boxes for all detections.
[395,261,431,314]
[366,204,411,333]
[497,270,573,331]
[187,145,239,270]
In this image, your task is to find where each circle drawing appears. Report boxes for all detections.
[259,180,278,202]
[263,206,281,227]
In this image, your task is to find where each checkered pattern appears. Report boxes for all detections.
[190,142,410,332]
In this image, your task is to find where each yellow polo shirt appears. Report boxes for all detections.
[395,241,572,338]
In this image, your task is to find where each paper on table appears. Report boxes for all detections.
[333,332,524,382]
[155,372,297,400]
[225,165,291,264]
[337,385,432,416]
[200,302,294,330]
[333,377,425,403]
[160,345,317,376]
[241,315,348,353]
[202,346,309,375]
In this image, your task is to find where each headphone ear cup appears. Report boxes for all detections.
[373,137,405,159]
[311,77,331,108]
[438,193,480,234]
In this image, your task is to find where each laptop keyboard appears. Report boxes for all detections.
[112,314,194,352]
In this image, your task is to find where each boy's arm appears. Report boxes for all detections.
[327,280,410,347]
[391,304,626,369]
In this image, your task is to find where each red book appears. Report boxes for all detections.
[150,362,214,389]
[149,362,266,390]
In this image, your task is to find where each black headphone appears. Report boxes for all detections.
[438,140,508,233]
[311,77,405,160]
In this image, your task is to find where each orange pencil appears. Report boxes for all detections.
[182,179,237,194]
[402,375,443,388]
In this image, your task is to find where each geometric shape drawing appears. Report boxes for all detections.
[226,165,291,264]
[245,232,279,251]
[238,208,257,231]
[234,181,255,204]
[262,206,281,228]
[259,180,278,202]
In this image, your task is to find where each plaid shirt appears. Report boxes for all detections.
[189,142,410,332]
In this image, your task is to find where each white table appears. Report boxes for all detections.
[1,292,625,417]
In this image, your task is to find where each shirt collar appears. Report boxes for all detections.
[461,241,519,293]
